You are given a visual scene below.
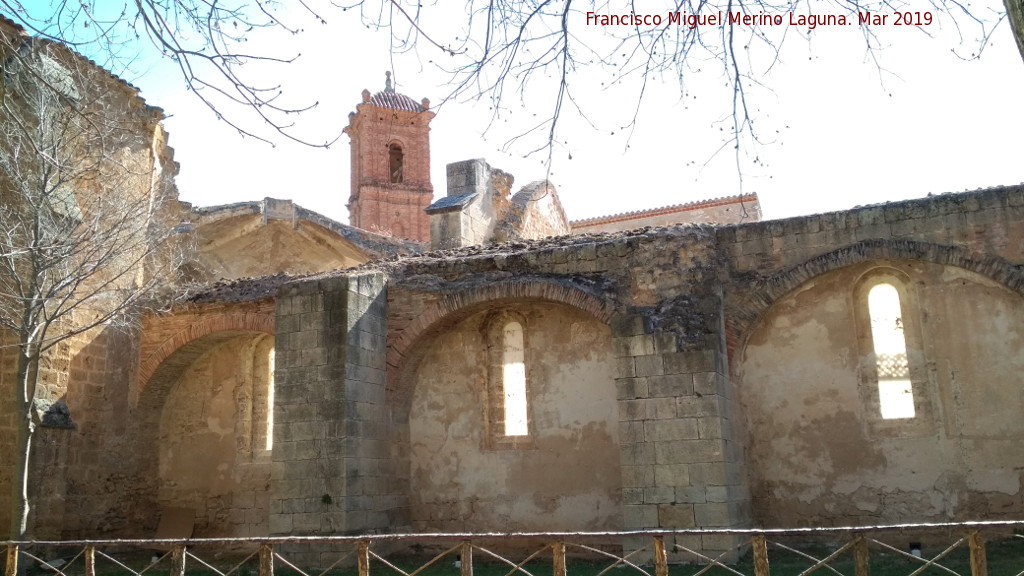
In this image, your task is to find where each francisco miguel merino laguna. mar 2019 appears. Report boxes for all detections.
[585,10,935,29]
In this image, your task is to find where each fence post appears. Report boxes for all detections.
[752,535,769,576]
[171,546,186,576]
[259,544,274,576]
[653,536,668,576]
[4,545,16,576]
[84,546,96,576]
[461,541,473,576]
[552,542,566,576]
[968,531,987,576]
[358,541,370,576]
[854,537,870,576]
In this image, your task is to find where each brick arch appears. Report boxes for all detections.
[138,312,274,395]
[130,326,274,534]
[387,279,613,393]
[725,238,1024,363]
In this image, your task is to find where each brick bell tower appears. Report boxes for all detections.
[345,72,435,242]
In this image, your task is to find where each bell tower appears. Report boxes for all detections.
[345,72,435,242]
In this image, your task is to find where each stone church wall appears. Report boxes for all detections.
[739,259,1024,526]
[407,302,622,532]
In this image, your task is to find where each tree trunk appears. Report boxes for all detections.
[8,344,37,542]
[1007,0,1024,65]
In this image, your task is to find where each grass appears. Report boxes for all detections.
[18,537,1024,576]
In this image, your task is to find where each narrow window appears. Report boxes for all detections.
[266,347,275,450]
[502,321,528,436]
[389,143,404,183]
[868,283,915,419]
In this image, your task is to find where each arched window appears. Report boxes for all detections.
[868,284,914,419]
[389,143,404,183]
[853,267,933,436]
[502,321,529,436]
[484,311,532,447]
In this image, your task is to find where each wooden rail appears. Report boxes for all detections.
[6,521,1024,576]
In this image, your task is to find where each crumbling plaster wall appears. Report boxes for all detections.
[738,259,1024,526]
[408,302,622,531]
[719,185,1024,529]
[158,334,273,537]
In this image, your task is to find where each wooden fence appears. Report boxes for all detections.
[4,521,1024,576]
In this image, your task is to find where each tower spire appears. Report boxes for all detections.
[385,71,394,92]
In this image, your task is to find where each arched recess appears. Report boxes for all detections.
[133,327,275,538]
[725,238,1024,367]
[734,255,1024,527]
[138,312,274,399]
[388,279,612,393]
[384,280,621,532]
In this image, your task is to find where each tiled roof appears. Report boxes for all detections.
[371,90,424,112]
[571,193,759,228]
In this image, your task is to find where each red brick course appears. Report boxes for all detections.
[138,300,275,396]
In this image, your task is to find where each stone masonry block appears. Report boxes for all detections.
[619,420,644,444]
[627,335,656,357]
[694,502,733,527]
[658,503,696,528]
[649,374,694,397]
[655,439,724,464]
[663,351,715,374]
[616,377,648,400]
[268,513,293,534]
[643,486,675,504]
[654,464,691,486]
[618,399,647,421]
[616,356,637,378]
[705,485,730,503]
[644,418,699,442]
[654,332,678,354]
[675,486,707,504]
[623,487,645,505]
[634,355,665,377]
[621,442,656,465]
[689,463,729,486]
[623,504,659,529]
[698,417,727,440]
[692,372,719,396]
[646,397,677,420]
[621,465,655,487]
[611,314,651,337]
[677,395,724,418]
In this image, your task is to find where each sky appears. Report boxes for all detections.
[116,1,1024,226]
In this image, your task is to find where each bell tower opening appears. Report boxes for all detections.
[389,143,404,184]
[344,72,434,242]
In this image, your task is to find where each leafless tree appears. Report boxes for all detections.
[0,37,188,542]
[1,0,1018,167]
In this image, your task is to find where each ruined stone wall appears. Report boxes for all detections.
[60,327,147,538]
[407,302,621,531]
[718,185,1024,529]
[492,182,571,243]
[271,273,389,567]
[738,260,1024,526]
[158,334,273,537]
[374,227,748,559]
